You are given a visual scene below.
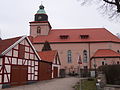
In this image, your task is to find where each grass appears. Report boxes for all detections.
[73,78,97,90]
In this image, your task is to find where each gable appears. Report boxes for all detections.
[0,37,21,54]
[3,36,40,61]
[53,53,61,65]
[38,50,61,65]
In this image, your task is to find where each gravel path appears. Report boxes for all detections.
[1,77,79,90]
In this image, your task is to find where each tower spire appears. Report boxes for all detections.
[35,3,48,21]
[37,4,46,14]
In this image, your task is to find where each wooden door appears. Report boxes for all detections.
[39,62,52,81]
[11,65,27,86]
[53,67,58,78]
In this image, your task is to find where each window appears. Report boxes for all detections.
[18,44,25,58]
[83,50,87,63]
[37,26,41,34]
[67,50,72,63]
[80,35,89,39]
[117,61,119,64]
[102,61,105,65]
[60,35,69,39]
[84,66,88,69]
[117,50,120,53]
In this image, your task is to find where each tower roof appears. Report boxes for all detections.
[37,4,46,14]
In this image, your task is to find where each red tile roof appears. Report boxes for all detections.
[37,50,57,62]
[92,49,120,58]
[0,37,21,54]
[33,28,120,43]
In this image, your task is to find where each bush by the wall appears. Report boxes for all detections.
[98,65,120,85]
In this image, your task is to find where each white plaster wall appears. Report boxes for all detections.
[25,40,29,46]
[25,47,29,52]
[6,50,12,56]
[14,45,18,49]
[25,53,29,59]
[0,75,2,85]
[4,74,8,82]
[5,65,11,73]
[13,50,18,57]
[0,84,2,89]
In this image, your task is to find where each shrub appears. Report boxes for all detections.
[98,65,120,85]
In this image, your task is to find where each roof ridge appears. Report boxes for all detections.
[51,28,106,31]
[1,36,26,55]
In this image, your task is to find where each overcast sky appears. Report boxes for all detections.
[0,0,120,39]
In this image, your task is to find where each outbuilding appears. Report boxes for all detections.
[90,49,120,69]
[38,50,61,78]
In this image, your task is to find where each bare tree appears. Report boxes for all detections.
[77,0,120,20]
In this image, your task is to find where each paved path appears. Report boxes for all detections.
[1,77,79,90]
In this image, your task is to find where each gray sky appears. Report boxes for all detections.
[0,0,120,39]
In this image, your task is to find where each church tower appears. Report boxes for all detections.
[30,4,51,37]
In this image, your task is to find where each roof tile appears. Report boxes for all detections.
[37,50,57,62]
[33,28,120,43]
[92,49,120,58]
[0,37,21,54]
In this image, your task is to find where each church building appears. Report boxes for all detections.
[29,4,120,74]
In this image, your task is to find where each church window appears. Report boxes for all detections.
[117,61,119,64]
[117,50,120,53]
[83,50,87,63]
[102,61,105,65]
[37,26,41,34]
[67,50,72,63]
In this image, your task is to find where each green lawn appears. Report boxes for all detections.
[74,79,96,90]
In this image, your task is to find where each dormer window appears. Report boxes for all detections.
[60,35,69,39]
[80,35,89,39]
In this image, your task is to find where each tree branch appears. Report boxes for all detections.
[103,0,116,5]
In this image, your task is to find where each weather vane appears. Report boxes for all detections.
[41,0,43,5]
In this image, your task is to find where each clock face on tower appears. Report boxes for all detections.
[38,16,42,20]
[35,14,48,21]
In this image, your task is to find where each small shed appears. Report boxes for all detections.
[38,50,61,78]
[0,36,41,88]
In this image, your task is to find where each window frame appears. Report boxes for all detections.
[83,50,87,63]
[37,26,41,34]
[67,50,72,63]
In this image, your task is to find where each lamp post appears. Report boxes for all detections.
[96,78,102,90]
[78,54,82,90]
[94,64,97,78]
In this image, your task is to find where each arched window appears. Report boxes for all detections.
[67,50,72,63]
[117,50,120,53]
[117,61,119,64]
[83,50,87,63]
[37,26,41,34]
[102,61,105,65]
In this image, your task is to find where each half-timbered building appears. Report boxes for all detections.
[0,36,41,88]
